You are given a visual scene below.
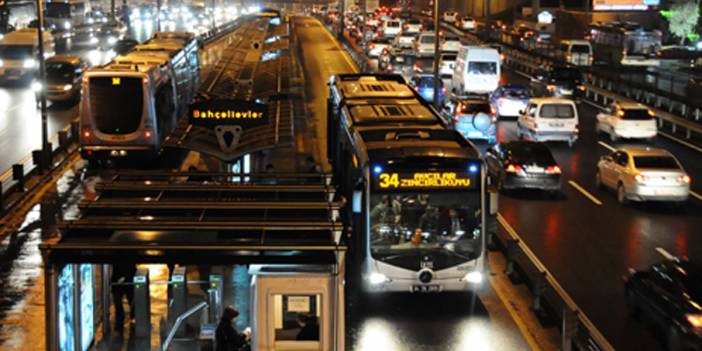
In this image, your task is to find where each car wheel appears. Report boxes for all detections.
[667,326,683,351]
[625,289,640,319]
[617,183,628,204]
[595,171,603,189]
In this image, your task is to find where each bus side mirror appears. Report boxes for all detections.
[352,190,362,214]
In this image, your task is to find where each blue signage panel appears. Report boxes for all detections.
[58,265,75,351]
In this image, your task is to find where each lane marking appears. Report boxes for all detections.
[690,191,702,201]
[582,98,606,111]
[597,141,616,152]
[568,180,603,206]
[658,131,702,154]
[655,247,676,261]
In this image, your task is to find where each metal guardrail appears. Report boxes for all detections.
[161,301,209,351]
[0,18,251,213]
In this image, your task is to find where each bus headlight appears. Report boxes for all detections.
[63,84,73,91]
[23,59,36,68]
[463,271,483,284]
[369,273,388,285]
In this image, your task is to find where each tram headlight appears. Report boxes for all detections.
[369,273,388,285]
[463,271,483,284]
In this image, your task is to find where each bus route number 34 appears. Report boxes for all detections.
[377,172,471,189]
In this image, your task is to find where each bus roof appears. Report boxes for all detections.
[331,74,415,100]
[357,128,480,163]
[344,99,444,127]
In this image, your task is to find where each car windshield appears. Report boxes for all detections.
[507,143,555,164]
[46,63,76,83]
[540,104,575,118]
[387,21,400,27]
[622,109,653,120]
[633,156,679,169]
[442,54,456,62]
[552,68,582,81]
[468,61,497,74]
[408,19,421,25]
[571,44,590,53]
[503,88,529,98]
[417,77,442,88]
[420,35,435,44]
[370,192,482,262]
[0,45,33,59]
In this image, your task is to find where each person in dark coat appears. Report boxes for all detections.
[111,263,137,332]
[296,313,319,341]
[215,306,248,351]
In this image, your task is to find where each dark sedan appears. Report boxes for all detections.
[531,66,585,101]
[625,257,702,351]
[486,141,562,194]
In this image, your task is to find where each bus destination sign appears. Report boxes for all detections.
[189,99,268,128]
[374,171,475,190]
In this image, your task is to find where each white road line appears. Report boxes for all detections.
[658,131,702,154]
[582,99,606,111]
[690,191,702,201]
[597,141,616,152]
[655,247,676,261]
[317,19,358,72]
[568,180,603,206]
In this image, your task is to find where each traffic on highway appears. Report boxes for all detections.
[0,0,701,350]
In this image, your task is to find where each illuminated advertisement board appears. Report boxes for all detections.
[58,265,75,351]
[80,265,94,351]
[593,0,660,11]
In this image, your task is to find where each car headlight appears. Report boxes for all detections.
[0,59,3,67]
[64,21,71,30]
[31,81,42,92]
[107,36,118,45]
[23,59,36,68]
[463,271,483,284]
[63,84,73,91]
[368,272,388,285]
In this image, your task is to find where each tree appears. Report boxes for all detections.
[666,0,701,44]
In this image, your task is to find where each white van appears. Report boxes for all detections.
[452,46,501,96]
[517,97,579,147]
[559,40,592,66]
[0,29,55,84]
[382,19,402,38]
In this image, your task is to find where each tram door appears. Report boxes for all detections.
[250,267,344,351]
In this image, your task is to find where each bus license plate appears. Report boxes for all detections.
[411,285,441,293]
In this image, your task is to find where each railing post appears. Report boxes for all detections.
[562,308,578,351]
[531,271,549,324]
[12,164,24,191]
[505,239,520,282]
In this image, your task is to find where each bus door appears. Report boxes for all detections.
[250,268,344,351]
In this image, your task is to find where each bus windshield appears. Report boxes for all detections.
[88,77,144,134]
[0,45,33,59]
[369,192,482,268]
[624,33,660,55]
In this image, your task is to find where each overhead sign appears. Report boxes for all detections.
[593,0,660,11]
[189,99,268,128]
[373,171,476,190]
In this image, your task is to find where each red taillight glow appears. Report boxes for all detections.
[679,175,691,184]
[144,131,152,138]
[506,164,523,173]
[82,130,91,138]
[546,165,561,174]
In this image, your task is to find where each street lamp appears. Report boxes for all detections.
[432,0,440,110]
[35,0,49,169]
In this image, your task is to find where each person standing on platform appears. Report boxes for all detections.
[111,263,137,332]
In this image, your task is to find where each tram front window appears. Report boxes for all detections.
[370,192,482,265]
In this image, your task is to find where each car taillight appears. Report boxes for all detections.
[679,175,691,184]
[144,130,152,138]
[370,44,375,49]
[634,174,648,183]
[546,165,561,174]
[506,164,523,173]
[82,130,91,139]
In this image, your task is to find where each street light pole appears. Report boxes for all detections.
[432,0,441,110]
[35,0,49,169]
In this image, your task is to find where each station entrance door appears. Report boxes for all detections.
[250,265,344,351]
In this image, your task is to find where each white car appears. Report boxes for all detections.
[442,36,461,52]
[414,32,435,56]
[458,16,476,31]
[403,19,422,34]
[394,33,415,49]
[368,40,392,58]
[442,10,458,23]
[517,97,579,147]
[382,19,402,38]
[439,53,456,77]
[596,102,657,141]
[596,147,690,204]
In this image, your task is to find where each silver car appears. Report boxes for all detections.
[596,147,690,204]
